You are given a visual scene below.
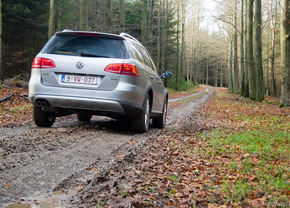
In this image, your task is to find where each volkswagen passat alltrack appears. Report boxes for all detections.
[29,30,172,133]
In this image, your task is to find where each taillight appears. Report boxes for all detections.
[104,64,123,74]
[104,63,139,77]
[32,57,56,68]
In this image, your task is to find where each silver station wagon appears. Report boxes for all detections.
[29,30,172,133]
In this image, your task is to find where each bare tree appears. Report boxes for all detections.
[270,0,277,96]
[246,0,256,99]
[0,0,2,80]
[141,0,148,47]
[239,0,245,94]
[157,0,161,73]
[80,0,88,31]
[254,0,264,101]
[280,0,290,106]
[48,0,57,39]
[105,0,111,31]
[233,0,239,93]
[176,0,180,88]
[119,0,125,33]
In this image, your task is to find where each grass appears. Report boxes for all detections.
[192,89,290,205]
[1,103,32,115]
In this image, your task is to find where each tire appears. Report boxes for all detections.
[77,113,92,121]
[131,94,150,133]
[153,98,168,128]
[33,105,55,127]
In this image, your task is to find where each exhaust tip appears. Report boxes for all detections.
[36,100,50,107]
[42,101,47,107]
[36,101,42,108]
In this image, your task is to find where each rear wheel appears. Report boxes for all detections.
[131,94,150,133]
[153,98,168,128]
[33,106,55,127]
[77,114,92,121]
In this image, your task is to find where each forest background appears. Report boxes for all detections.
[0,0,290,106]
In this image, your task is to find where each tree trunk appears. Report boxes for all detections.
[157,0,161,74]
[95,0,104,31]
[229,38,234,92]
[48,0,57,39]
[175,0,179,89]
[246,0,255,99]
[266,40,270,95]
[206,58,209,85]
[233,0,239,93]
[254,0,264,101]
[105,0,111,31]
[243,0,249,97]
[181,0,185,80]
[119,0,125,33]
[195,44,200,85]
[270,0,277,96]
[0,0,2,80]
[57,0,62,31]
[239,0,245,94]
[80,0,88,31]
[191,34,194,83]
[161,0,165,73]
[280,0,290,106]
[164,0,169,73]
[215,63,218,87]
[141,0,148,47]
[148,0,154,51]
[195,15,200,85]
[220,61,223,87]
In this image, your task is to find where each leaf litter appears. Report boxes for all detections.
[75,88,290,208]
[2,87,289,207]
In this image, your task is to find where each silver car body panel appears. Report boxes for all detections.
[29,31,167,118]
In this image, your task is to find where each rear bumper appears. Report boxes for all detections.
[31,95,125,113]
[29,95,144,117]
[29,69,147,117]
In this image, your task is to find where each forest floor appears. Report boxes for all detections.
[1,86,290,208]
[75,89,290,208]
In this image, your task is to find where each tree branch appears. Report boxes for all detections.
[214,16,241,35]
[0,85,13,103]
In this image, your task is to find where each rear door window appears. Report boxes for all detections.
[131,44,145,64]
[41,35,128,59]
[139,47,154,70]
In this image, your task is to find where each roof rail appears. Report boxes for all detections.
[120,32,142,45]
[62,29,74,32]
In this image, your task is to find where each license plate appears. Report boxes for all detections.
[61,75,97,85]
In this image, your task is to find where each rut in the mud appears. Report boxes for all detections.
[0,88,214,207]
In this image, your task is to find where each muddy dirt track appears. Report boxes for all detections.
[0,88,214,208]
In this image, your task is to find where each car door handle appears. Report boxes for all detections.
[150,76,155,80]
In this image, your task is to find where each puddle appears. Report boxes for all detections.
[5,201,66,208]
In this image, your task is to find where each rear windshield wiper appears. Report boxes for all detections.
[80,52,109,58]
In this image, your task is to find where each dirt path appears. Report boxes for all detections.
[0,88,214,208]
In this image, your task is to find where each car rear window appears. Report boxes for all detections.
[41,35,128,59]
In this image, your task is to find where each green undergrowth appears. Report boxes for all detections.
[0,103,32,115]
[199,129,290,203]
[166,77,196,91]
[191,89,290,205]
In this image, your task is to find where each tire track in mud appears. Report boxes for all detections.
[0,87,214,207]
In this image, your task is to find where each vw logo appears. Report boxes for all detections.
[76,61,84,70]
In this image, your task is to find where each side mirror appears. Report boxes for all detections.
[160,71,172,79]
